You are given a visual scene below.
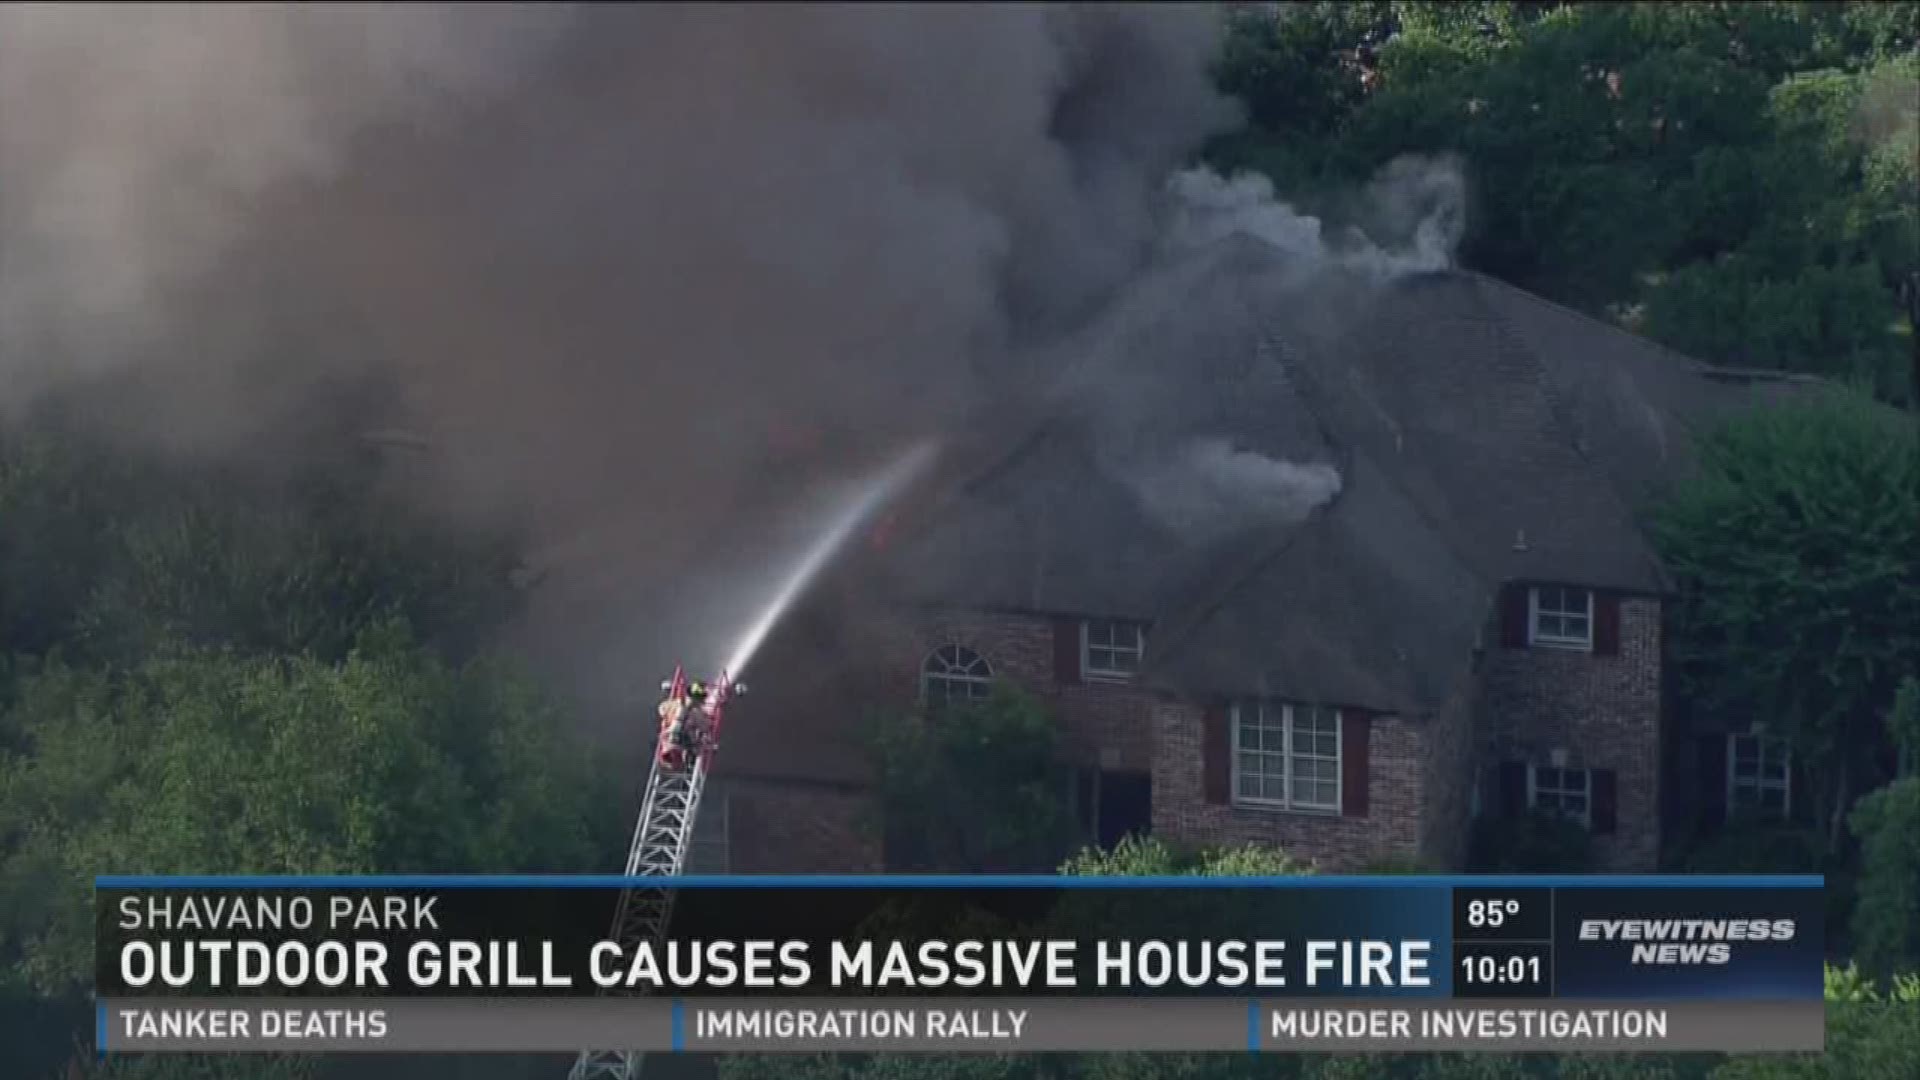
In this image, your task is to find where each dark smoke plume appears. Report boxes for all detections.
[2,6,1471,715]
[0,3,1240,698]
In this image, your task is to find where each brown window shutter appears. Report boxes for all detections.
[1500,584,1530,649]
[1592,769,1618,834]
[1052,618,1082,686]
[1593,591,1621,656]
[1203,703,1230,805]
[1698,733,1728,827]
[1498,760,1529,817]
[1341,711,1372,817]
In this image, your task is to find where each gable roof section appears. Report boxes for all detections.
[1310,271,1669,593]
[888,423,1176,618]
[1474,270,1815,508]
[881,236,1789,715]
[1145,449,1488,715]
[883,236,1335,620]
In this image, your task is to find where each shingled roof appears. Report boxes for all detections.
[879,233,1801,717]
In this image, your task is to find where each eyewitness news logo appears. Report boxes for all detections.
[1574,910,1797,960]
[1551,888,1820,999]
[1576,918,1799,966]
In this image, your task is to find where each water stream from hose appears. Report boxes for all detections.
[721,440,939,680]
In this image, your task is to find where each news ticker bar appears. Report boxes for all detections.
[98,997,1823,1053]
[93,875,1826,1002]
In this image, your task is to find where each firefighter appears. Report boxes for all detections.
[656,682,710,770]
[681,682,712,749]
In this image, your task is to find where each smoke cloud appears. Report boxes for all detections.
[1,6,1470,708]
[0,3,573,386]
[1095,152,1466,542]
[0,4,1243,696]
[1131,437,1344,537]
[1161,153,1466,278]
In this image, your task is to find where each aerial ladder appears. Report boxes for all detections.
[569,665,740,1080]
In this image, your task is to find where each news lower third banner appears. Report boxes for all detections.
[94,874,1825,1054]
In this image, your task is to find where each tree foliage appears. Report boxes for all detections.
[0,425,615,1079]
[1213,2,1920,403]
[1467,810,1595,872]
[0,621,613,999]
[1060,833,1312,877]
[0,425,521,667]
[867,684,1078,872]
[1653,389,1920,847]
[75,1054,320,1080]
[1847,678,1920,981]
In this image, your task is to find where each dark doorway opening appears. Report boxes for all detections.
[1090,769,1152,849]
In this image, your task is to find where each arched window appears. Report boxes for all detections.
[922,644,993,707]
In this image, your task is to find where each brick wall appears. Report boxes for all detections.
[1151,698,1434,871]
[726,777,881,873]
[1479,596,1663,870]
[1418,674,1479,871]
[883,608,1159,771]
[881,606,1495,870]
[1057,680,1157,773]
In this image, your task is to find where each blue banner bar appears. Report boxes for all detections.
[94,874,1825,890]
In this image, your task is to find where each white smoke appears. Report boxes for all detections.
[1113,153,1466,535]
[1160,153,1466,279]
[0,3,573,377]
[1132,437,1343,538]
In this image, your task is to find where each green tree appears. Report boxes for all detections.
[0,424,522,668]
[0,428,128,656]
[70,459,522,666]
[1211,3,1919,398]
[1060,833,1311,877]
[1653,390,1920,851]
[0,621,615,999]
[1207,2,1397,192]
[867,684,1077,872]
[76,1055,319,1080]
[1848,678,1920,981]
[1710,966,1920,1080]
[1467,811,1594,872]
[1642,54,1918,403]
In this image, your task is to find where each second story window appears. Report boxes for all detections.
[1728,732,1791,819]
[922,644,993,707]
[1529,586,1594,651]
[1083,619,1144,681]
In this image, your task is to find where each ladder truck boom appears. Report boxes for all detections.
[569,665,741,1080]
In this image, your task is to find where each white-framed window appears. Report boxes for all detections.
[1728,733,1791,819]
[1529,586,1594,650]
[1527,765,1592,828]
[683,784,730,873]
[1231,702,1341,813]
[1082,619,1145,681]
[922,644,993,706]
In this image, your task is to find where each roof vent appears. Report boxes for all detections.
[1512,529,1530,552]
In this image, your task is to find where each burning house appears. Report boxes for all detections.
[704,233,1809,875]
